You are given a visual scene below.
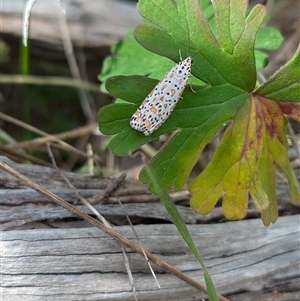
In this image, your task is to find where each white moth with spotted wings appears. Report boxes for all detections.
[130,56,193,136]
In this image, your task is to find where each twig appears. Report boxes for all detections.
[117,196,161,289]
[46,145,138,300]
[0,74,102,94]
[0,113,100,162]
[55,1,96,123]
[88,173,127,204]
[0,144,53,167]
[10,122,99,151]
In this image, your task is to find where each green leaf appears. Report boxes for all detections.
[254,49,269,70]
[99,31,174,92]
[255,46,300,102]
[134,0,265,189]
[139,85,247,191]
[254,26,283,70]
[98,0,299,224]
[99,76,160,154]
[255,26,283,51]
[99,1,281,89]
[135,0,265,91]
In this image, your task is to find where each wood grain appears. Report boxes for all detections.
[1,155,299,300]
[2,216,299,301]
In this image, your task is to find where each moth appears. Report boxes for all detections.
[130,56,193,136]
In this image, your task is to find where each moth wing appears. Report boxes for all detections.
[130,59,191,135]
[129,72,172,132]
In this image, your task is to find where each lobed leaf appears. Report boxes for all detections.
[254,96,300,225]
[99,31,174,92]
[98,0,299,223]
[140,85,247,191]
[189,98,269,219]
[255,27,283,51]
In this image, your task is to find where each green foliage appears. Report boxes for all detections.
[98,0,299,225]
[254,26,284,69]
[99,0,282,88]
[99,31,175,93]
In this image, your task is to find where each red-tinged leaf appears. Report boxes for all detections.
[258,97,299,198]
[189,98,269,220]
[278,102,300,122]
[256,96,300,225]
[190,94,299,222]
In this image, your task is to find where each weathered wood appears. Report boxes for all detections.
[1,216,299,301]
[1,196,224,230]
[1,156,298,231]
[1,156,299,299]
[0,156,229,230]
[0,155,112,189]
[1,0,140,48]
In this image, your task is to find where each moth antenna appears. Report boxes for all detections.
[179,49,183,61]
